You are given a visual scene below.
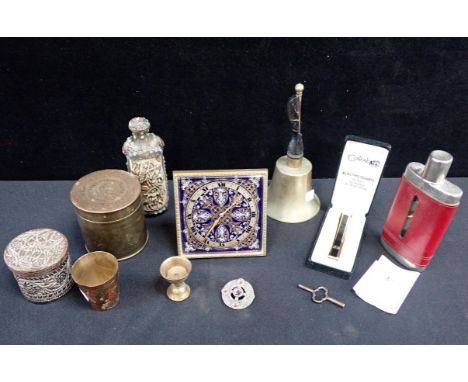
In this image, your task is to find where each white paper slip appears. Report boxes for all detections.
[353,255,420,314]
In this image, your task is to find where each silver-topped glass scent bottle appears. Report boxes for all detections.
[122,117,169,215]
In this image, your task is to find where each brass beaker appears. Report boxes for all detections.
[71,251,120,311]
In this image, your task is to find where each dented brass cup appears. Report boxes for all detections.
[71,251,119,311]
[160,256,192,302]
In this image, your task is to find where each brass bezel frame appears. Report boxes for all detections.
[173,168,268,259]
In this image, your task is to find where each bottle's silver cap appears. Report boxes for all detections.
[129,117,150,133]
[404,150,462,205]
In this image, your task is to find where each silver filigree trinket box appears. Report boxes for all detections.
[122,117,169,215]
[3,228,74,303]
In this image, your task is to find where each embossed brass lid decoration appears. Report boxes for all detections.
[4,228,69,275]
[70,169,141,214]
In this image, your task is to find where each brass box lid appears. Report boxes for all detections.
[4,228,69,275]
[70,169,142,217]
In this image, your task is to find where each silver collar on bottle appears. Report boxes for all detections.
[404,150,462,206]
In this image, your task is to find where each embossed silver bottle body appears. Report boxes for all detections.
[122,117,169,215]
[126,155,169,215]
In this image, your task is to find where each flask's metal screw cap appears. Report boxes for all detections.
[422,150,453,184]
[129,117,150,133]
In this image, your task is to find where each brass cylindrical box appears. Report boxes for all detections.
[70,169,148,261]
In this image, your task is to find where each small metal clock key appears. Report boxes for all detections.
[298,284,345,308]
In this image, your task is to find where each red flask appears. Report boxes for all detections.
[381,150,463,271]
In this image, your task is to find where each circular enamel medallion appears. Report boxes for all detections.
[221,278,255,310]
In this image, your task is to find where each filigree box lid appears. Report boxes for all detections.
[4,228,69,275]
[70,169,141,214]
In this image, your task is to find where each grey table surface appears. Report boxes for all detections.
[0,178,467,345]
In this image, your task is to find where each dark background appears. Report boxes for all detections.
[0,38,467,180]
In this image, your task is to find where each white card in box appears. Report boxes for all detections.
[306,135,391,278]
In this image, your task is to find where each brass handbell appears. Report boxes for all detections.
[268,83,320,223]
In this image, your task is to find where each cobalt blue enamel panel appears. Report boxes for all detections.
[173,169,268,258]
